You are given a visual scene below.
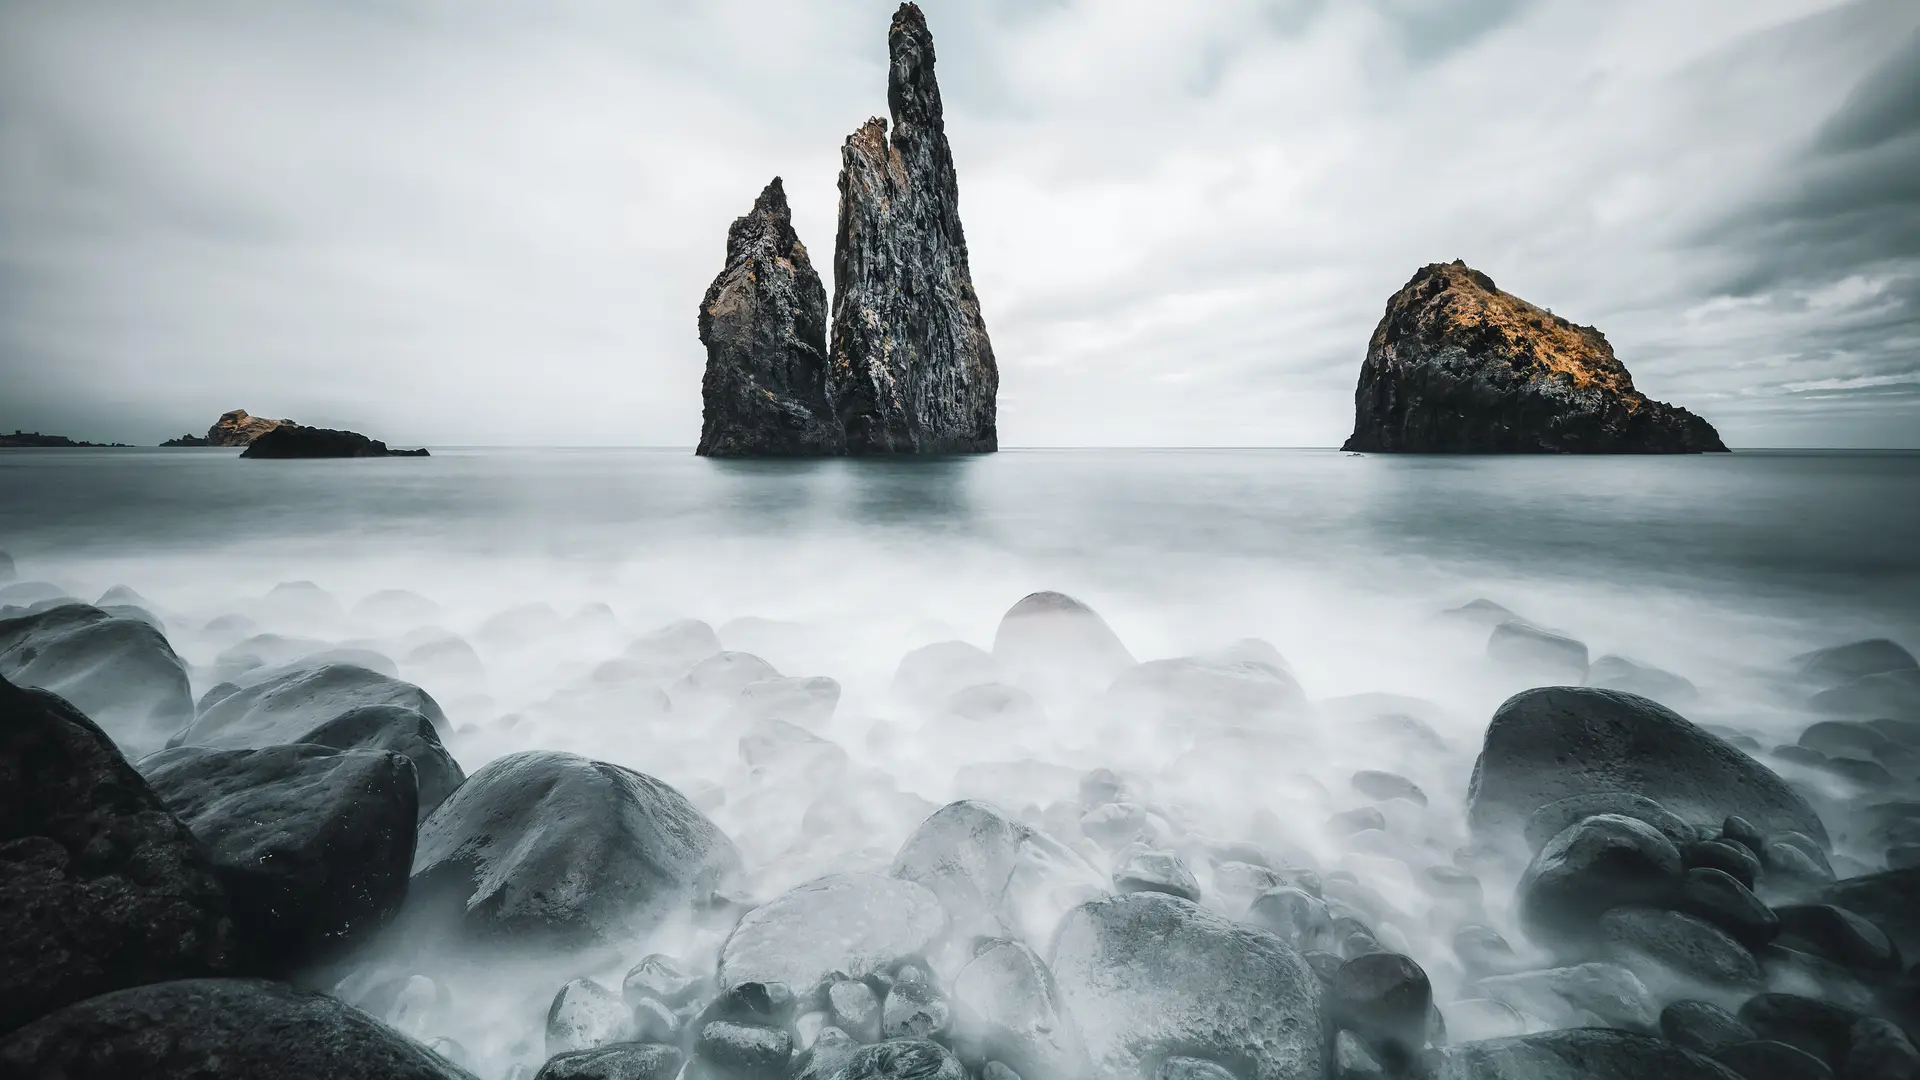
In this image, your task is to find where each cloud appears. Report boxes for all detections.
[0,0,1915,447]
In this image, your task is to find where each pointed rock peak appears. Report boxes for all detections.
[726,177,801,266]
[887,3,941,135]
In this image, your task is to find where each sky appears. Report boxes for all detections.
[1,0,1916,449]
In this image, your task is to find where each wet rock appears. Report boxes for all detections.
[827,4,997,455]
[548,978,634,1056]
[1845,1017,1920,1080]
[697,177,841,457]
[1587,655,1699,705]
[1811,669,1920,718]
[1597,906,1762,994]
[1685,839,1763,889]
[1772,904,1901,972]
[623,955,704,1009]
[1330,952,1433,1068]
[1798,721,1897,763]
[1353,769,1427,806]
[815,1039,966,1080]
[1341,260,1727,453]
[1712,1040,1834,1080]
[1674,868,1780,947]
[1766,842,1838,898]
[630,995,681,1044]
[1335,1030,1386,1080]
[1159,1058,1240,1080]
[790,1027,863,1080]
[1488,621,1590,683]
[173,662,448,746]
[1737,994,1860,1066]
[1428,1028,1742,1080]
[696,982,800,1031]
[537,1044,684,1080]
[695,1020,794,1080]
[1051,891,1326,1080]
[0,602,193,756]
[989,592,1134,704]
[1447,998,1530,1042]
[950,939,1085,1080]
[1468,687,1826,846]
[828,979,882,1042]
[1820,870,1920,962]
[1756,946,1879,1016]
[718,872,945,998]
[1792,640,1917,688]
[882,978,950,1040]
[406,751,742,952]
[140,743,416,973]
[1524,792,1698,853]
[293,703,465,821]
[890,799,1104,948]
[890,641,1001,710]
[1114,850,1201,902]
[1247,885,1336,953]
[1660,1000,1757,1055]
[212,632,394,684]
[0,677,241,1033]
[1453,925,1525,977]
[1466,961,1657,1032]
[242,424,427,458]
[1517,814,1683,946]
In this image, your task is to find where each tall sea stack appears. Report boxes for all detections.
[696,178,842,457]
[1343,261,1727,453]
[827,3,998,454]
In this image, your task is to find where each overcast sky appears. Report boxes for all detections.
[2,0,1916,448]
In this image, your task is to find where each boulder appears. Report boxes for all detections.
[990,592,1134,704]
[828,979,882,1043]
[1352,770,1427,806]
[0,677,241,1033]
[1771,904,1901,972]
[890,800,1105,948]
[697,177,842,457]
[1810,669,1920,718]
[351,588,443,625]
[1736,994,1860,1066]
[882,978,950,1041]
[405,751,741,951]
[1682,839,1761,889]
[1791,639,1917,688]
[1587,655,1699,705]
[814,1039,966,1080]
[1820,869,1920,960]
[1597,907,1762,994]
[1673,868,1779,947]
[241,424,429,458]
[537,1044,684,1080]
[1523,791,1698,853]
[1050,892,1326,1080]
[734,676,841,729]
[950,940,1086,1080]
[695,1019,794,1080]
[1711,1040,1834,1080]
[171,663,448,748]
[1845,1017,1920,1080]
[827,3,997,454]
[0,602,193,756]
[139,743,417,973]
[547,977,635,1056]
[1467,687,1826,846]
[1516,814,1682,946]
[0,977,475,1079]
[1340,260,1726,453]
[1427,1029,1743,1080]
[1465,962,1657,1032]
[717,872,946,999]
[296,704,465,821]
[1329,952,1433,1067]
[1660,1000,1757,1055]
[1113,850,1201,903]
[890,641,1001,710]
[1487,621,1589,683]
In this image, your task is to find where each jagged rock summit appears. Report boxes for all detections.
[165,409,292,447]
[696,178,841,457]
[828,3,998,454]
[1343,261,1727,453]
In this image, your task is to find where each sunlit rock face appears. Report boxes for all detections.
[827,3,998,455]
[1343,261,1727,453]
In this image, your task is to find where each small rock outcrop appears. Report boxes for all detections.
[241,425,429,458]
[1342,261,1727,453]
[163,409,292,447]
[826,3,997,454]
[697,178,842,457]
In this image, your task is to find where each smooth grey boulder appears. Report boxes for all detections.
[950,940,1086,1080]
[404,751,741,952]
[1329,952,1433,1069]
[717,872,946,998]
[0,602,193,757]
[890,800,1104,948]
[0,978,477,1079]
[1517,814,1683,946]
[1791,639,1917,688]
[1673,867,1779,947]
[0,677,241,1034]
[1488,620,1589,683]
[1523,791,1697,853]
[1659,1000,1757,1055]
[140,743,417,973]
[296,703,465,821]
[1427,1028,1742,1080]
[1772,903,1901,972]
[172,662,448,748]
[536,1044,684,1080]
[547,977,634,1056]
[1050,892,1325,1080]
[212,632,396,685]
[1113,849,1201,903]
[1587,655,1698,705]
[990,592,1134,705]
[1820,868,1920,959]
[1597,907,1762,995]
[1810,668,1920,717]
[1468,687,1826,846]
[1465,962,1657,1032]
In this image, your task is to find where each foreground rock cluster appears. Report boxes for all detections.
[3,548,1918,1080]
[697,3,997,457]
[1342,261,1727,454]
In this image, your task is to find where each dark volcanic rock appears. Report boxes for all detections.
[297,703,466,821]
[172,662,448,748]
[1517,813,1682,946]
[827,3,997,454]
[1050,891,1326,1080]
[1329,952,1433,1068]
[404,750,741,952]
[1341,260,1727,453]
[1467,687,1826,846]
[1820,868,1920,959]
[0,602,193,757]
[0,677,241,1033]
[241,423,429,458]
[1771,903,1902,972]
[1427,1028,1742,1080]
[697,177,842,457]
[0,977,476,1079]
[139,743,418,973]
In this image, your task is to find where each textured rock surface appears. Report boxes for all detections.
[717,872,946,997]
[889,799,1105,948]
[0,602,194,757]
[163,408,292,447]
[1427,1028,1742,1080]
[0,977,477,1079]
[698,178,842,457]
[0,676,241,1034]
[1342,261,1726,453]
[171,663,448,749]
[827,3,997,454]
[241,424,428,458]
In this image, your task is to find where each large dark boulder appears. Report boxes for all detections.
[0,977,476,1078]
[1819,869,1920,960]
[171,663,448,748]
[1427,1028,1742,1080]
[0,677,241,1033]
[1049,892,1325,1080]
[1467,687,1826,846]
[0,602,193,757]
[299,704,465,821]
[889,799,1104,948]
[717,872,946,998]
[827,3,997,454]
[241,424,429,458]
[1517,814,1682,946]
[696,177,841,457]
[1340,260,1726,453]
[139,743,418,973]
